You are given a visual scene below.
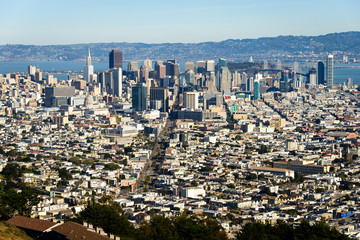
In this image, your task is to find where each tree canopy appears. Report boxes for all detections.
[72,201,227,240]
[236,220,350,240]
[0,183,42,220]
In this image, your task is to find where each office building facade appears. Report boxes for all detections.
[183,92,199,109]
[317,61,325,85]
[99,68,122,97]
[150,87,168,112]
[109,49,123,69]
[326,54,334,87]
[132,83,148,112]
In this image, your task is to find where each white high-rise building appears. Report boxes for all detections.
[347,78,353,88]
[112,68,122,97]
[309,72,317,88]
[248,77,254,92]
[184,92,199,110]
[206,60,215,72]
[326,54,334,87]
[83,49,94,82]
[255,73,263,81]
[28,65,36,75]
[232,71,241,87]
[144,58,152,71]
[46,74,55,85]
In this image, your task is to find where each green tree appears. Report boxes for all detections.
[292,172,305,183]
[5,149,18,157]
[57,169,72,181]
[144,176,151,185]
[0,186,42,219]
[258,144,270,154]
[79,203,134,237]
[148,215,178,240]
[236,222,267,240]
[69,156,81,166]
[1,163,23,181]
[236,220,350,240]
[124,147,134,154]
[103,153,113,159]
[104,163,120,170]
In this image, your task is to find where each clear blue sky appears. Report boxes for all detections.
[1,0,359,45]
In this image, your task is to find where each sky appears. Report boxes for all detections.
[1,0,359,45]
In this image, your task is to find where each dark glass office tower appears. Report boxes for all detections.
[109,49,122,69]
[280,70,289,92]
[132,84,148,111]
[150,87,168,112]
[318,61,325,85]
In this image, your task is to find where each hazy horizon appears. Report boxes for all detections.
[1,0,359,45]
[1,31,359,46]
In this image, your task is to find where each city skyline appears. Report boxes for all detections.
[1,0,359,45]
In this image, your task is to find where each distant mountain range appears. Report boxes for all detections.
[1,31,360,63]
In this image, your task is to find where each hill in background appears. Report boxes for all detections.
[0,31,359,63]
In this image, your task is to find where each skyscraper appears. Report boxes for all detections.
[219,66,231,92]
[150,87,168,112]
[103,68,122,97]
[128,62,139,71]
[112,68,122,97]
[347,78,353,88]
[196,61,206,74]
[185,70,195,85]
[132,83,148,111]
[206,60,215,72]
[253,73,262,100]
[83,49,94,82]
[281,70,289,82]
[140,65,149,82]
[28,65,36,75]
[218,58,227,68]
[155,62,166,80]
[280,70,289,92]
[308,67,317,87]
[317,61,325,85]
[326,54,334,87]
[232,71,241,87]
[254,80,260,100]
[185,62,195,72]
[109,49,122,69]
[165,60,179,78]
[183,92,199,109]
[144,58,152,71]
[206,71,217,93]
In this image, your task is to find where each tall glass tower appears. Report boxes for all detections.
[317,62,325,85]
[326,55,334,87]
[254,80,260,100]
[109,49,123,69]
[132,83,148,111]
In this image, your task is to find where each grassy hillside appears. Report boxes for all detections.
[0,221,32,240]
